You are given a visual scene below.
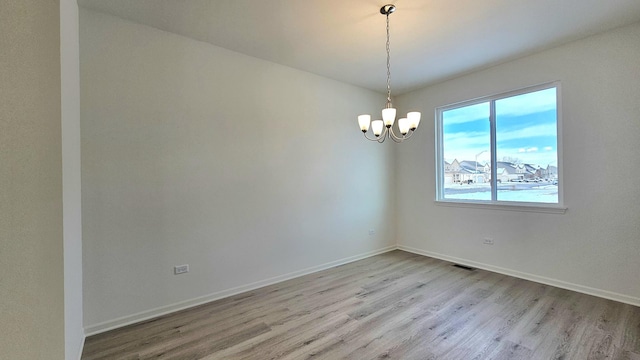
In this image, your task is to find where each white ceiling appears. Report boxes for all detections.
[78,0,640,95]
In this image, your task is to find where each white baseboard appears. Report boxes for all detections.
[84,246,397,336]
[84,244,639,336]
[75,335,85,360]
[398,245,640,307]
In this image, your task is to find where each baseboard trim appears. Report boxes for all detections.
[75,334,85,360]
[84,246,397,336]
[398,245,640,307]
[85,244,639,336]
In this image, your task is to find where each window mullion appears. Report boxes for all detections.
[490,100,497,201]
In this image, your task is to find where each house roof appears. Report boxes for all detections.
[456,160,487,173]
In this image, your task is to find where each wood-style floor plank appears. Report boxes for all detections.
[82,250,640,360]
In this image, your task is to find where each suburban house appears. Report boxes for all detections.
[496,161,529,182]
[445,160,555,184]
[3,1,640,359]
[444,159,490,184]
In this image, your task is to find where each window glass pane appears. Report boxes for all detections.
[442,102,491,201]
[495,88,558,203]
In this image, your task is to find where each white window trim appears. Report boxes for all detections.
[434,81,566,213]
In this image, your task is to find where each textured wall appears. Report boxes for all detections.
[396,22,640,304]
[81,9,396,332]
[0,1,65,358]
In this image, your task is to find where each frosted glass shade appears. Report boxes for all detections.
[358,114,371,132]
[371,120,384,137]
[382,108,396,127]
[408,111,421,129]
[398,118,409,135]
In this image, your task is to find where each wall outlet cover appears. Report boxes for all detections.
[174,264,189,275]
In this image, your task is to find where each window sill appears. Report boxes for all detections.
[434,200,567,214]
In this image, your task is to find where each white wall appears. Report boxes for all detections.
[80,9,395,333]
[61,0,84,358]
[0,1,65,358]
[395,22,640,305]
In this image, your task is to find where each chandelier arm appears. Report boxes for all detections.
[388,127,406,142]
[363,133,381,142]
[378,127,388,143]
[401,129,415,140]
[363,128,388,142]
[388,127,417,142]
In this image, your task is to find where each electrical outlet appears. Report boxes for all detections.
[174,264,189,275]
[483,238,494,245]
[368,229,376,236]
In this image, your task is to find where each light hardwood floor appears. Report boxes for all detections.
[82,250,640,360]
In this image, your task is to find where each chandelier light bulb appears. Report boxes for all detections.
[408,111,421,130]
[371,120,384,137]
[398,118,409,135]
[382,108,396,128]
[358,114,371,132]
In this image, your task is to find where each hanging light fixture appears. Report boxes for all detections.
[358,4,421,143]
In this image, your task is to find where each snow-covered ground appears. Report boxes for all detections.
[444,183,558,203]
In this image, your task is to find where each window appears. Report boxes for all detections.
[436,83,561,208]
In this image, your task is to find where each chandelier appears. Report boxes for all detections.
[358,4,421,143]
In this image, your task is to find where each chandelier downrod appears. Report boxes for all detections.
[383,4,394,107]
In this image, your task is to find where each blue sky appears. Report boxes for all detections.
[442,88,558,167]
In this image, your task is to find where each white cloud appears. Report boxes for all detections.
[443,131,490,155]
[441,102,489,125]
[441,87,557,125]
[498,146,557,166]
[496,88,557,117]
[442,105,558,164]
[497,123,557,141]
[443,132,491,162]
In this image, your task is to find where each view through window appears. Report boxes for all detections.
[437,84,559,204]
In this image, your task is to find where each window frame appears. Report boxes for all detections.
[435,81,566,213]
